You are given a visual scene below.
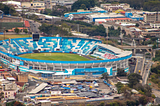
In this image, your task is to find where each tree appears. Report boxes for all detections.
[128,73,142,88]
[139,96,149,105]
[80,4,87,9]
[115,82,124,94]
[0,3,17,16]
[135,23,139,27]
[121,86,131,98]
[126,100,139,106]
[117,68,127,76]
[71,0,96,11]
[101,72,109,81]
[108,26,120,37]
[14,27,20,34]
[23,29,28,34]
[0,92,4,101]
[6,100,25,106]
[143,84,152,97]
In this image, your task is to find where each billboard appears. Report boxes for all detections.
[32,33,39,41]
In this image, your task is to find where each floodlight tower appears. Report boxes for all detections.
[0,10,4,34]
[106,27,108,45]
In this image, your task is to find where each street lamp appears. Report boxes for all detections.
[3,27,5,40]
[106,27,108,45]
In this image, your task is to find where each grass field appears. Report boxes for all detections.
[1,22,24,30]
[0,34,31,40]
[19,53,90,61]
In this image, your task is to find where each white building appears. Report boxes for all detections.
[150,23,160,28]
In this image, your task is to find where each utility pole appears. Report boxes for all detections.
[77,24,79,38]
[106,27,108,45]
[3,27,5,40]
[52,16,53,36]
[22,6,24,31]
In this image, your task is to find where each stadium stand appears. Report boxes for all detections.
[0,37,132,76]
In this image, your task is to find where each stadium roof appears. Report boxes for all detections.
[29,83,48,94]
[97,44,132,57]
[28,70,55,74]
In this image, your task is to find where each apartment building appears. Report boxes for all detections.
[3,83,17,99]
[31,1,45,10]
[144,12,160,23]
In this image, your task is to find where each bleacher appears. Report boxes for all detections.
[0,37,101,55]
[91,47,118,60]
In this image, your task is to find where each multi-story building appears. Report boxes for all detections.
[52,0,77,8]
[30,1,45,12]
[150,22,160,28]
[2,83,17,99]
[100,3,130,12]
[44,0,56,9]
[17,73,28,83]
[144,12,160,23]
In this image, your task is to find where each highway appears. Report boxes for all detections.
[152,89,160,98]
[142,61,152,85]
[134,57,144,74]
[28,20,41,33]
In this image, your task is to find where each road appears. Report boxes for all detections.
[152,89,160,98]
[142,61,152,85]
[134,57,144,74]
[16,79,37,101]
[28,20,41,33]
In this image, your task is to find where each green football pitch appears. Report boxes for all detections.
[19,53,90,61]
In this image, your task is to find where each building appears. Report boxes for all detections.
[150,22,160,28]
[44,0,56,10]
[17,73,28,83]
[0,37,132,76]
[0,15,22,22]
[21,2,31,8]
[30,1,45,12]
[87,13,125,22]
[52,0,77,7]
[64,9,107,18]
[100,3,130,12]
[144,12,160,23]
[2,83,17,99]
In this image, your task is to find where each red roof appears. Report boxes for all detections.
[120,11,126,14]
[105,18,131,21]
[105,19,115,21]
[12,27,27,30]
[24,20,30,28]
[114,18,131,20]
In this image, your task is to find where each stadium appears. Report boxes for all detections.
[0,37,132,76]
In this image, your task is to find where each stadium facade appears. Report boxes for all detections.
[0,37,132,76]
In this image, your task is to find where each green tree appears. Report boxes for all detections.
[80,4,87,9]
[117,68,127,76]
[6,100,25,106]
[139,96,149,105]
[0,92,4,101]
[108,26,120,37]
[0,3,17,16]
[135,23,139,27]
[101,72,109,81]
[71,0,96,11]
[152,43,157,49]
[14,27,20,34]
[23,29,28,34]
[121,86,131,98]
[115,82,124,94]
[99,101,105,106]
[128,73,142,88]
